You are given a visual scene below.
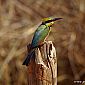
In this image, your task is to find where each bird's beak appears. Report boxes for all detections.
[52,18,63,22]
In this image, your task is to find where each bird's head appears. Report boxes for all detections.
[42,17,62,27]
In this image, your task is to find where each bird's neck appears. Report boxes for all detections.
[45,23,52,28]
[41,22,52,28]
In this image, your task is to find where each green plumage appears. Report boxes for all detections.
[31,24,50,48]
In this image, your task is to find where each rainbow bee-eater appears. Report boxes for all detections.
[23,17,62,66]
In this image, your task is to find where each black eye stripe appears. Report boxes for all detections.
[45,20,53,23]
[41,20,53,25]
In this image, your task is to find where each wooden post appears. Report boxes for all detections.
[27,41,57,85]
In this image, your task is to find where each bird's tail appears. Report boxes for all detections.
[22,49,35,66]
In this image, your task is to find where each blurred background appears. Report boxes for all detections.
[0,0,85,85]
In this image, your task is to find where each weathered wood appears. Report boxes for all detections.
[27,41,57,85]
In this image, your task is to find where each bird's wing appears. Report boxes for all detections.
[31,25,49,47]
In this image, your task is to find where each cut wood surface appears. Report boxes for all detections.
[27,41,57,85]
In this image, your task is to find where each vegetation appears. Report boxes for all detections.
[0,0,85,85]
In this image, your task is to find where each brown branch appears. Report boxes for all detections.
[26,41,57,85]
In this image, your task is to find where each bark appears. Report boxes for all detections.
[27,41,57,85]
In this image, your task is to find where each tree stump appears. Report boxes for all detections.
[27,41,57,85]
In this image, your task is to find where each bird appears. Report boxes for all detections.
[23,17,62,66]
